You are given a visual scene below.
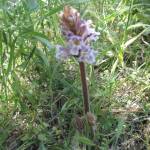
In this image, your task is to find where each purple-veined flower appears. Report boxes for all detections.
[56,6,100,64]
[56,45,70,60]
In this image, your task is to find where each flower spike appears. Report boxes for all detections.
[56,6,100,64]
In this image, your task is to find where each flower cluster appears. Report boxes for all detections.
[56,6,100,64]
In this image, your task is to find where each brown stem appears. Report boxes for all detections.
[79,62,89,114]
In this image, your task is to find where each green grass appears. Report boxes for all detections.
[0,0,150,149]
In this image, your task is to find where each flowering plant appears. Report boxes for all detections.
[56,6,100,64]
[56,6,99,119]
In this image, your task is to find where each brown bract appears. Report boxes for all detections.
[59,6,86,36]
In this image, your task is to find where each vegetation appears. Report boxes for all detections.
[0,0,150,149]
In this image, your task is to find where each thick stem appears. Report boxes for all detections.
[79,62,89,114]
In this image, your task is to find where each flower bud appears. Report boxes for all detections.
[73,116,84,132]
[87,112,96,126]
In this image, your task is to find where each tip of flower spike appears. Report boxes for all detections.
[63,6,78,18]
[60,6,81,36]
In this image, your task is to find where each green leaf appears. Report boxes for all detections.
[45,6,62,17]
[23,46,36,70]
[39,142,47,150]
[127,22,150,30]
[2,31,7,45]
[0,31,2,63]
[76,135,95,146]
[124,27,150,48]
[33,35,52,50]
[35,48,49,68]
[111,58,119,75]
[26,32,52,50]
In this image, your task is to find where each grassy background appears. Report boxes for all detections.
[0,0,150,149]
